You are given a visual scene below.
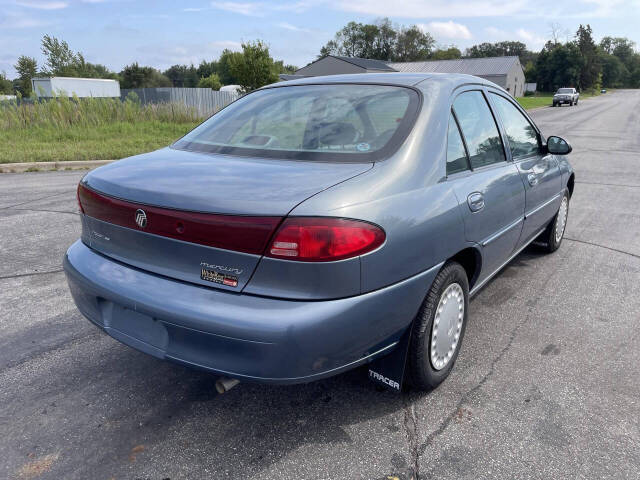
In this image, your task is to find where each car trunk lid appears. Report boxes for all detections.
[79,148,371,291]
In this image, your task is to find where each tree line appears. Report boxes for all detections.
[2,22,639,98]
[319,19,640,91]
[2,35,297,97]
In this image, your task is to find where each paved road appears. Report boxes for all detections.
[1,91,639,480]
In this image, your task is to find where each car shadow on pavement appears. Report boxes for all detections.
[12,324,423,479]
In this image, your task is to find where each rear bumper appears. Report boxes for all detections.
[64,241,439,384]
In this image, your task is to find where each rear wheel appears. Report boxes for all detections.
[407,262,469,391]
[538,190,570,253]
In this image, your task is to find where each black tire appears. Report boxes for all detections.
[538,190,570,253]
[552,102,557,107]
[406,262,469,391]
[570,100,574,106]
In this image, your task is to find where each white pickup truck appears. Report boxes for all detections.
[553,88,579,107]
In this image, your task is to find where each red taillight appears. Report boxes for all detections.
[266,217,385,262]
[77,184,282,254]
[76,184,84,213]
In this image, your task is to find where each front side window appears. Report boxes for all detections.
[490,93,540,159]
[446,113,469,175]
[173,84,420,162]
[452,91,506,169]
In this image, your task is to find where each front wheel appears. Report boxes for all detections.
[406,262,469,391]
[539,190,570,253]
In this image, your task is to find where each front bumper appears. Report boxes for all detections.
[64,241,439,384]
[554,97,574,104]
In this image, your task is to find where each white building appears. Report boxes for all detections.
[31,77,120,98]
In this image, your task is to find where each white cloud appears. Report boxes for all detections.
[183,6,208,11]
[484,26,505,37]
[273,1,313,13]
[484,25,546,49]
[210,1,263,16]
[15,0,68,9]
[329,0,529,18]
[276,22,310,33]
[421,21,471,40]
[0,12,52,27]
[516,28,546,48]
[136,40,242,69]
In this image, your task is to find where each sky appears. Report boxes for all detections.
[1,0,640,78]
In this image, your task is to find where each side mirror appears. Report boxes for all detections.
[547,135,572,155]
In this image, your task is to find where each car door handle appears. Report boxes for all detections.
[527,173,539,186]
[467,192,485,212]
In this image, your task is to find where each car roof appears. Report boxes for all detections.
[270,72,493,88]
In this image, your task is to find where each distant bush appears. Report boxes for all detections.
[198,73,222,91]
[523,90,535,96]
[0,94,202,130]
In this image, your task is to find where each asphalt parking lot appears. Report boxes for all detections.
[1,90,639,480]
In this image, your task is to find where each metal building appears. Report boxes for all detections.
[31,77,120,98]
[291,55,526,97]
[388,56,526,97]
[294,55,396,77]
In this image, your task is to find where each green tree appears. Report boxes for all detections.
[197,60,218,79]
[575,24,601,90]
[40,34,117,79]
[600,53,627,87]
[198,73,222,90]
[524,61,537,83]
[319,18,433,62]
[228,40,279,93]
[0,72,13,94]
[273,61,298,75]
[163,64,199,87]
[217,49,244,85]
[535,41,583,91]
[41,34,79,75]
[119,62,172,88]
[14,55,38,96]
[465,42,499,57]
[430,47,462,60]
[393,25,435,61]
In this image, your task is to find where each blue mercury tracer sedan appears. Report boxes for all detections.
[64,73,574,392]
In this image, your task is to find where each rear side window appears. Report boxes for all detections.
[453,91,505,169]
[173,84,420,162]
[490,93,540,159]
[447,113,469,175]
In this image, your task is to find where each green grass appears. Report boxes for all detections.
[0,95,202,163]
[517,91,600,110]
[0,121,199,163]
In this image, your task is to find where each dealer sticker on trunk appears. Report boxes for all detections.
[200,267,238,287]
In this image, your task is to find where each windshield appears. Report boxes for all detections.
[173,84,420,162]
[557,88,573,93]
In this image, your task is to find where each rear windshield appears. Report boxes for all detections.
[557,88,573,93]
[172,84,420,162]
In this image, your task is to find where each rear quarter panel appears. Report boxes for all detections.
[288,79,469,294]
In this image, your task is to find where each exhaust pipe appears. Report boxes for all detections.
[215,377,240,394]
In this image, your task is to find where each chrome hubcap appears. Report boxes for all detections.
[430,283,464,371]
[555,196,568,243]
